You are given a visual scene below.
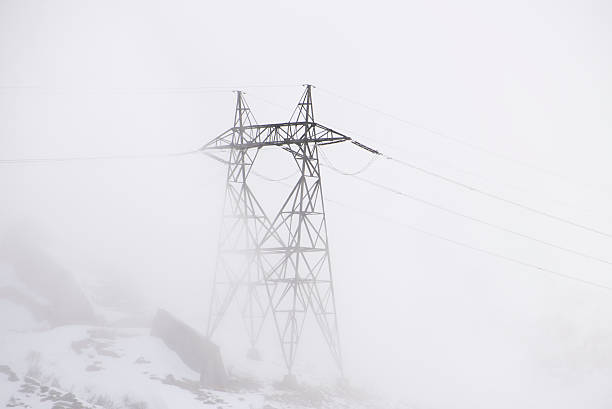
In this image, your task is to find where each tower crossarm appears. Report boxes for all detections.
[200,122,351,152]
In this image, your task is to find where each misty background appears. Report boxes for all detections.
[1,0,612,408]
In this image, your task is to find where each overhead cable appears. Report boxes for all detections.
[346,138,612,239]
[0,149,200,164]
[318,86,612,198]
[253,171,612,293]
[336,170,612,267]
[319,148,379,176]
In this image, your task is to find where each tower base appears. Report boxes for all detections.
[280,373,298,389]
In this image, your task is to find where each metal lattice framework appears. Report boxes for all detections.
[203,86,349,376]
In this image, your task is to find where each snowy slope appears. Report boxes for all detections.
[0,246,404,409]
[0,325,397,409]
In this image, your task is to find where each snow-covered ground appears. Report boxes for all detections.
[0,324,397,409]
[0,254,401,409]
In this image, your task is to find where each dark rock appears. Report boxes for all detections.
[0,364,19,382]
[71,338,93,354]
[24,376,39,386]
[0,237,97,326]
[97,349,120,358]
[150,309,227,388]
[134,356,150,364]
[72,336,120,359]
[59,392,76,402]
[85,363,103,372]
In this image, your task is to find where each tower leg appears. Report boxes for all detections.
[206,92,278,354]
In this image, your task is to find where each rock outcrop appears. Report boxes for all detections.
[150,309,227,388]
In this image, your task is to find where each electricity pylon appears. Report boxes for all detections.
[203,85,350,379]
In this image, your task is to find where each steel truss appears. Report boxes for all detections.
[204,86,348,376]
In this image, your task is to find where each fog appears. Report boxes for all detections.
[1,1,612,408]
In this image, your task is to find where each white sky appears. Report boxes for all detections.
[1,1,612,408]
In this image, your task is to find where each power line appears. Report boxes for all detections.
[328,123,586,213]
[317,86,612,198]
[319,148,379,176]
[337,132,612,239]
[382,155,612,239]
[5,85,610,293]
[251,169,299,182]
[318,140,612,265]
[249,88,603,223]
[239,87,612,241]
[0,149,200,164]
[2,86,609,246]
[331,197,612,292]
[0,84,300,94]
[253,171,612,293]
[333,170,612,267]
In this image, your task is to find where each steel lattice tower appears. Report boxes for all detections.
[203,86,349,378]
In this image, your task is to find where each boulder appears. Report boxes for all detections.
[0,237,97,326]
[150,309,227,388]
